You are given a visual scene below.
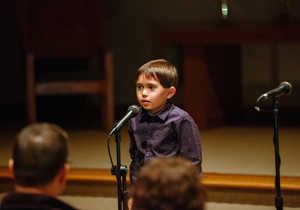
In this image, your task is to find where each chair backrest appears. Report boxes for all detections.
[21,0,104,58]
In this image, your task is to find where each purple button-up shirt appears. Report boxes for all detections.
[128,101,202,183]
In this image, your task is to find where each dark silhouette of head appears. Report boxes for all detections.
[130,157,206,210]
[12,123,69,187]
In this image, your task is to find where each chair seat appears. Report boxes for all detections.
[36,71,103,81]
[36,80,107,95]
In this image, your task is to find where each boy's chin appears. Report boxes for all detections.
[139,103,149,110]
[141,105,150,111]
[140,105,153,113]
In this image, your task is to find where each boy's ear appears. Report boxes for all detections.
[8,159,15,179]
[167,87,176,99]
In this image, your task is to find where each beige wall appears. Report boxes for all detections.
[242,44,300,107]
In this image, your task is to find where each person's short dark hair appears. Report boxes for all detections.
[130,157,206,210]
[13,123,69,187]
[135,59,178,88]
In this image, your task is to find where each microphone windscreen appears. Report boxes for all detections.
[128,105,139,116]
[280,81,293,95]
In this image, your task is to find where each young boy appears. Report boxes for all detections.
[128,59,202,184]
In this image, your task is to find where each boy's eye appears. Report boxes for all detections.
[137,85,143,89]
[149,86,155,90]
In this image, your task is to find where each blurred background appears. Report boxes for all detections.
[0,0,300,129]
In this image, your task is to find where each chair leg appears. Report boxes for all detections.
[100,95,112,131]
[102,50,114,131]
[26,53,37,124]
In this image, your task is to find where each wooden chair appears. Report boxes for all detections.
[21,0,114,131]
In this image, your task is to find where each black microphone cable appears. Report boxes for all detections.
[107,105,139,168]
[107,123,117,167]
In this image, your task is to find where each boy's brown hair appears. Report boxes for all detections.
[135,59,178,88]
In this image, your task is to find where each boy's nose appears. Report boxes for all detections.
[142,89,148,96]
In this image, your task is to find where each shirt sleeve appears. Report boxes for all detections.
[128,121,136,160]
[177,114,202,176]
[128,120,138,183]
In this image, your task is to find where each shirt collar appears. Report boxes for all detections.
[140,100,174,121]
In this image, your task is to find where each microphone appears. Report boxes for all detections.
[256,81,293,103]
[109,105,139,136]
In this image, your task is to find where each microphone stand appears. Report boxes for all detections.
[111,131,129,210]
[108,105,139,210]
[273,98,283,210]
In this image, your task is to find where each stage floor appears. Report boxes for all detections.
[0,124,299,177]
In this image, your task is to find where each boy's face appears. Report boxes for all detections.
[136,73,175,115]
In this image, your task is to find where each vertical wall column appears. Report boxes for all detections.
[183,44,242,129]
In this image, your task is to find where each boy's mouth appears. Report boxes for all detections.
[142,100,150,104]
